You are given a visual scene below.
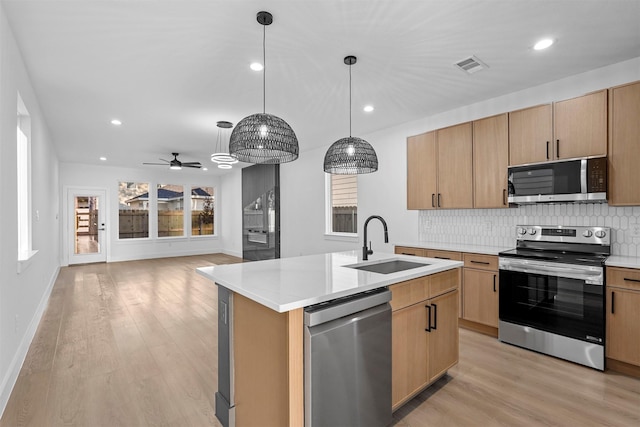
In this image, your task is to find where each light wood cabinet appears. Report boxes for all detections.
[425,249,463,261]
[608,81,640,206]
[554,90,607,160]
[461,253,499,330]
[406,123,473,210]
[509,91,607,166]
[395,246,427,257]
[606,267,640,368]
[436,123,473,209]
[407,131,437,209]
[508,104,553,165]
[390,270,460,410]
[473,114,509,208]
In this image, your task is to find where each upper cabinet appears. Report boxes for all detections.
[508,104,553,165]
[509,90,608,166]
[407,123,473,210]
[553,89,608,160]
[473,114,509,208]
[608,81,640,206]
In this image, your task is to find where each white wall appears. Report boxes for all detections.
[0,5,61,416]
[58,163,223,264]
[219,56,640,259]
[219,169,243,258]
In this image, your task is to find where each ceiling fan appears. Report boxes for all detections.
[143,153,202,170]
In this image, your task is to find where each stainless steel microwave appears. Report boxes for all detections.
[508,157,607,204]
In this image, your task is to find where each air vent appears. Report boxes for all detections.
[454,55,488,74]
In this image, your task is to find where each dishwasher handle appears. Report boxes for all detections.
[304,289,391,327]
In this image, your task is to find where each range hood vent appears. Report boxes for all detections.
[454,55,488,74]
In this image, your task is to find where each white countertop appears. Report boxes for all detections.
[395,241,511,256]
[606,255,640,269]
[196,251,463,313]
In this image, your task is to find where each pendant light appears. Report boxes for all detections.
[229,11,299,164]
[211,120,238,169]
[323,56,378,174]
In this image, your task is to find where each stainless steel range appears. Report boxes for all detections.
[498,225,610,370]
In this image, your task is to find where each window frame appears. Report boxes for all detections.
[17,94,38,272]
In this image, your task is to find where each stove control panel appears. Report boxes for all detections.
[515,225,610,245]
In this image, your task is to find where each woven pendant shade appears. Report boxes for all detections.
[323,136,378,174]
[230,112,299,164]
[323,55,378,174]
[229,11,299,165]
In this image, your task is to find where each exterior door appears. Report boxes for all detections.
[68,188,107,264]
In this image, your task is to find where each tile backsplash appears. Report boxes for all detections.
[418,203,640,257]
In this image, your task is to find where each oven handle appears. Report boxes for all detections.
[499,259,604,285]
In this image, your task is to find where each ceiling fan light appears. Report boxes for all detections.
[170,165,182,170]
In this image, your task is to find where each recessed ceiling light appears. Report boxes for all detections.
[202,167,208,171]
[250,62,264,71]
[534,38,554,50]
[110,119,122,126]
[363,105,374,113]
[99,156,107,161]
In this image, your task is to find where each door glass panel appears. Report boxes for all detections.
[74,196,100,254]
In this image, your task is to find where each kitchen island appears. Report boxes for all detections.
[197,250,463,426]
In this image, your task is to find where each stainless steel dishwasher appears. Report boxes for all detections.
[304,287,392,427]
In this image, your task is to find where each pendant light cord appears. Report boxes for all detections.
[262,23,266,114]
[349,62,352,137]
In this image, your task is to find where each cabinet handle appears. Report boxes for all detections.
[556,139,560,158]
[425,304,432,332]
[431,303,438,330]
[546,141,550,160]
[431,193,436,208]
[503,189,507,205]
[493,274,497,292]
[611,291,615,314]
[401,253,416,256]
[623,277,640,283]
[470,260,490,265]
[437,193,442,208]
[434,256,450,260]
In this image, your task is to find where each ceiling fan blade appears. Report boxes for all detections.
[182,162,202,166]
[183,164,202,168]
[143,162,168,166]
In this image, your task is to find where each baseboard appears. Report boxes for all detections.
[107,248,224,263]
[459,319,499,338]
[0,265,60,419]
[606,358,640,378]
[222,248,243,259]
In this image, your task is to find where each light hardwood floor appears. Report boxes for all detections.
[1,254,639,426]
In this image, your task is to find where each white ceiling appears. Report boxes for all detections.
[2,0,639,174]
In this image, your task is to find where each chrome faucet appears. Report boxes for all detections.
[363,215,389,261]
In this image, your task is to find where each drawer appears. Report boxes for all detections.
[390,268,460,311]
[463,253,498,271]
[395,246,427,257]
[607,267,640,291]
[426,250,463,261]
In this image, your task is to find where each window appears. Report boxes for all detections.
[157,184,184,237]
[17,94,33,260]
[191,186,214,236]
[118,182,149,239]
[326,174,357,234]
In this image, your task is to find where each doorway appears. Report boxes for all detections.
[68,188,107,264]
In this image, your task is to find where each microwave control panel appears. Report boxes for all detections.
[587,157,607,192]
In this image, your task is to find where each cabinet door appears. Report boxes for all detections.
[392,303,429,408]
[508,104,553,165]
[473,114,509,208]
[553,90,607,160]
[608,81,640,206]
[462,269,498,327]
[407,132,437,210]
[395,246,427,257]
[607,287,640,366]
[427,290,459,382]
[436,123,473,209]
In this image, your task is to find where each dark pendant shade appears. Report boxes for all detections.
[323,136,378,174]
[229,113,299,164]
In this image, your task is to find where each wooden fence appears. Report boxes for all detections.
[332,206,357,233]
[118,210,214,238]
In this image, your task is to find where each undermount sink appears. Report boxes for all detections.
[347,259,430,274]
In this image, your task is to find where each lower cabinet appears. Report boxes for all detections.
[390,270,460,410]
[462,253,499,330]
[606,267,640,369]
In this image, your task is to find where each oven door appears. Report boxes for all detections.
[499,258,605,344]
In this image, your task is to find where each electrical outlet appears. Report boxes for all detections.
[631,225,640,237]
